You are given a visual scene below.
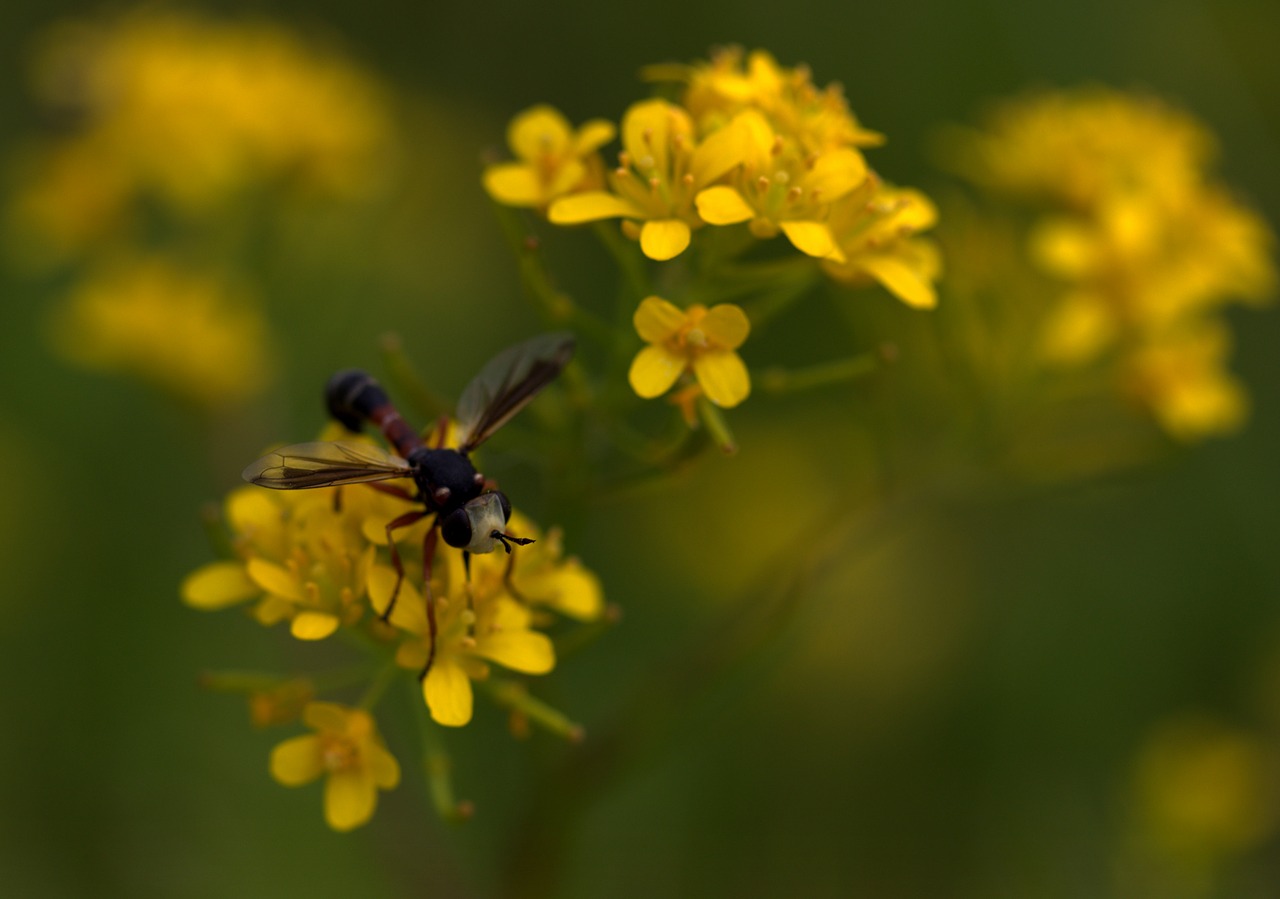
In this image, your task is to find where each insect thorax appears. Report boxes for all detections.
[408,447,482,512]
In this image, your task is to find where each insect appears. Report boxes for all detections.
[242,332,575,675]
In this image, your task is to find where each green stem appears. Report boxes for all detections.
[379,332,450,423]
[409,679,473,823]
[697,396,738,455]
[358,659,400,711]
[480,678,584,742]
[756,345,894,395]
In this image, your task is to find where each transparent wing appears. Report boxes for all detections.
[242,441,413,489]
[455,332,575,452]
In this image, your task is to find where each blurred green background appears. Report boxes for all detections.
[2,1,1279,897]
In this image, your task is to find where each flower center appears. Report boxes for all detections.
[321,735,358,772]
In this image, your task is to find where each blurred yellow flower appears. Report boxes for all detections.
[23,9,397,216]
[950,86,1276,440]
[47,256,274,408]
[549,98,744,260]
[270,702,400,831]
[1129,715,1275,861]
[483,104,615,208]
[628,296,751,408]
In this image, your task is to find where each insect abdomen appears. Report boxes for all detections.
[325,369,422,458]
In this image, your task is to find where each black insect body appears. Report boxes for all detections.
[243,332,575,674]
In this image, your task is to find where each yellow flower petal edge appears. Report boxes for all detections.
[701,304,751,350]
[424,659,474,727]
[629,344,686,399]
[633,295,688,342]
[640,219,692,261]
[692,350,751,408]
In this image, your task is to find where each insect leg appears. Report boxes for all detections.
[501,550,532,604]
[379,510,428,622]
[418,527,440,680]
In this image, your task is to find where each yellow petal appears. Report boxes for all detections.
[366,743,401,789]
[858,255,938,309]
[269,735,323,786]
[629,344,686,399]
[780,221,844,262]
[476,631,556,674]
[226,487,280,534]
[623,99,689,177]
[246,558,302,601]
[367,564,424,631]
[180,561,257,610]
[803,148,868,201]
[482,164,543,206]
[548,191,640,224]
[534,563,604,620]
[424,659,473,727]
[640,219,691,260]
[696,186,755,225]
[509,105,572,160]
[254,595,293,626]
[291,612,341,641]
[689,120,747,186]
[692,350,750,408]
[324,768,377,832]
[573,119,617,155]
[701,304,751,350]
[633,295,686,342]
[303,701,351,732]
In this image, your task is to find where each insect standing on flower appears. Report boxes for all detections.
[242,332,575,675]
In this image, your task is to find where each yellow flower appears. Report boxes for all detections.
[947,87,1213,210]
[628,296,751,408]
[672,47,883,153]
[270,702,400,831]
[1129,715,1275,859]
[46,255,274,408]
[694,109,869,261]
[951,86,1276,440]
[821,177,942,308]
[181,453,411,639]
[1122,323,1248,442]
[24,10,398,211]
[548,98,743,260]
[482,104,615,208]
[374,545,556,728]
[500,514,606,622]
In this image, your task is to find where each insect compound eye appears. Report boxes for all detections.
[440,508,472,548]
[495,491,512,523]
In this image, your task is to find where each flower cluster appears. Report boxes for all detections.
[8,9,401,408]
[951,87,1276,440]
[486,48,938,306]
[183,428,605,828]
[483,49,939,425]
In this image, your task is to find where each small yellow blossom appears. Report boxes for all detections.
[1122,324,1249,442]
[694,109,869,261]
[181,459,410,638]
[47,256,274,407]
[374,546,556,728]
[671,47,884,153]
[628,296,751,408]
[483,105,615,208]
[270,702,400,831]
[951,86,1276,440]
[822,177,942,308]
[1130,715,1275,860]
[548,99,744,260]
[22,10,398,213]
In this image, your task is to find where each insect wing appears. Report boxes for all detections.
[455,332,575,451]
[243,441,413,489]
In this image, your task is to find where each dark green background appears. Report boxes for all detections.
[2,1,1279,897]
